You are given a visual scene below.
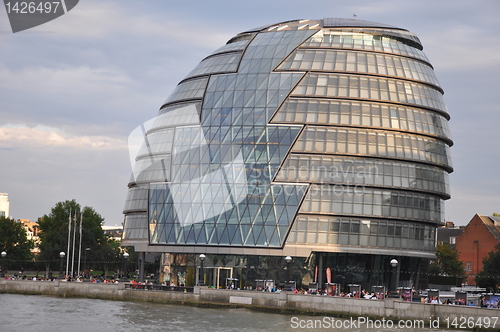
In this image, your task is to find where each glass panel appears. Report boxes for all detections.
[272,98,451,140]
[291,73,447,116]
[292,126,452,169]
[277,49,440,87]
[300,184,443,223]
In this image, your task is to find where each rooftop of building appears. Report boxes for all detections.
[478,214,500,243]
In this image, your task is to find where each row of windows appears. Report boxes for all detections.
[210,39,250,57]
[292,73,447,114]
[318,26,423,50]
[163,77,208,106]
[123,186,148,213]
[275,154,450,196]
[136,129,175,159]
[133,157,171,185]
[184,52,241,80]
[300,185,443,223]
[292,126,452,169]
[286,215,436,252]
[277,49,440,87]
[153,102,201,132]
[272,98,451,141]
[237,29,317,75]
[136,105,202,159]
[122,213,148,240]
[303,30,429,63]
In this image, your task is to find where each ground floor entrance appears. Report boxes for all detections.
[198,267,234,288]
[156,252,429,292]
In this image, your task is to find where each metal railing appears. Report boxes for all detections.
[125,283,194,293]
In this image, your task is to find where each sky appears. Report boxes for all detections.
[0,0,499,226]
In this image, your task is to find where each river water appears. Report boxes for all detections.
[0,293,458,331]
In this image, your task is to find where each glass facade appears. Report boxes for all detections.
[123,18,452,291]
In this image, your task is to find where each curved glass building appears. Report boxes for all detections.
[123,18,452,290]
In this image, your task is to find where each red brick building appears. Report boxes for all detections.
[456,214,500,285]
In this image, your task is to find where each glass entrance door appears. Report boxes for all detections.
[204,267,233,288]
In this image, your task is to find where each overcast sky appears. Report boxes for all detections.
[0,0,499,226]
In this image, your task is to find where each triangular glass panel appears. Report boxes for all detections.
[273,204,286,222]
[247,228,257,245]
[278,225,291,239]
[200,225,210,244]
[226,224,238,243]
[278,206,291,225]
[265,225,276,241]
[268,228,281,246]
[261,205,274,225]
[222,91,236,108]
[219,225,230,245]
[255,226,267,245]
[232,228,243,245]
[185,225,196,244]
[252,45,267,58]
[175,227,185,244]
[166,225,177,243]
[192,224,203,243]
[207,226,218,244]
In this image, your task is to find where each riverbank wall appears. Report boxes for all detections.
[1,280,498,330]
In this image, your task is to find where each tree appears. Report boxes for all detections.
[429,242,465,277]
[37,200,121,273]
[493,212,500,217]
[475,245,500,291]
[0,216,34,269]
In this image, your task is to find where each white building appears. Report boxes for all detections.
[0,193,9,218]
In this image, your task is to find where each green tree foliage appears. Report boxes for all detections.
[475,245,500,291]
[0,216,34,266]
[429,242,465,277]
[37,200,121,271]
[493,212,500,217]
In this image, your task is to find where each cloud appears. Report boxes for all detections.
[0,124,130,223]
[45,1,232,49]
[0,125,127,150]
[0,64,151,135]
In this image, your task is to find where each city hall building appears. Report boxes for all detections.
[122,18,452,291]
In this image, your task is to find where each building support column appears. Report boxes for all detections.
[396,256,401,290]
[415,257,421,290]
[139,252,145,283]
[317,252,324,290]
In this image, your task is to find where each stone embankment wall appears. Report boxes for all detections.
[1,280,498,329]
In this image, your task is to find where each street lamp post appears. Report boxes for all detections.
[121,252,129,281]
[390,258,399,298]
[58,252,65,279]
[198,254,206,286]
[284,256,292,291]
[84,248,90,278]
[0,251,6,278]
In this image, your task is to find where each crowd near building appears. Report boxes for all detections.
[122,17,453,292]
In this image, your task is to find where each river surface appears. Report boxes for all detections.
[0,293,460,331]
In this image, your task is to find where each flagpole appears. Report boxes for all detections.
[77,210,83,278]
[66,208,71,278]
[71,211,77,278]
